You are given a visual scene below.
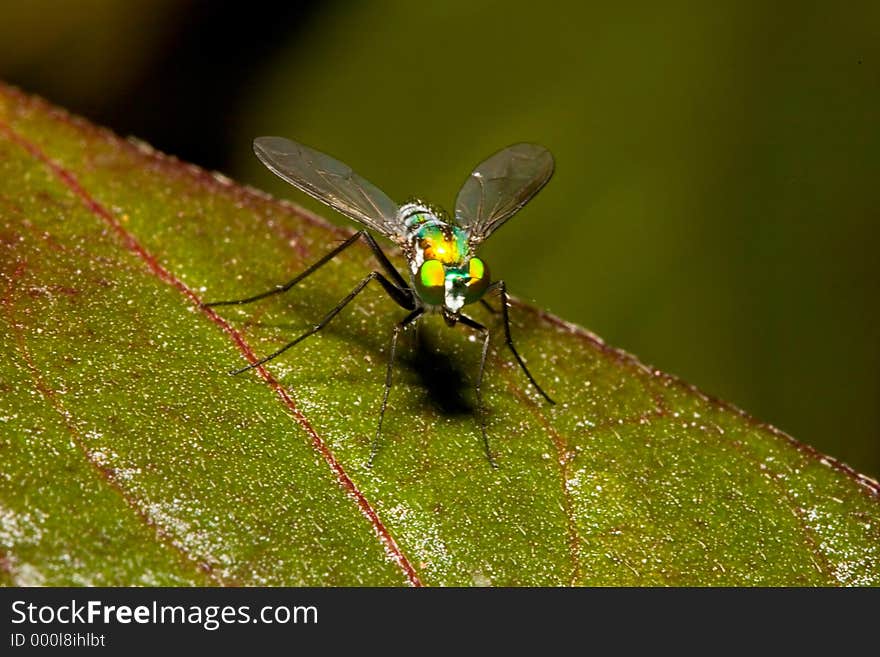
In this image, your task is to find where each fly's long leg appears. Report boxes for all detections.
[202,230,410,307]
[230,271,414,375]
[479,299,500,314]
[457,314,498,469]
[369,307,424,467]
[489,280,555,405]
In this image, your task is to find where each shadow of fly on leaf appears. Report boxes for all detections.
[203,136,557,468]
[406,327,476,419]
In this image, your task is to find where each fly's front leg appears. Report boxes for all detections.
[489,280,555,405]
[458,315,498,469]
[369,307,424,467]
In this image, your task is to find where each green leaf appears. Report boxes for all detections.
[1,83,878,586]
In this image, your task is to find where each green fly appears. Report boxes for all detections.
[204,137,556,467]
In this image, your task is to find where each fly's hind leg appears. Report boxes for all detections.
[230,271,414,375]
[479,299,500,314]
[202,230,409,308]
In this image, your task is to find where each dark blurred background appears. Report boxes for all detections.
[1,1,877,478]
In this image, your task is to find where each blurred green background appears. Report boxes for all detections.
[1,0,877,478]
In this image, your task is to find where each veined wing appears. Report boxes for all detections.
[454,143,554,247]
[254,136,402,241]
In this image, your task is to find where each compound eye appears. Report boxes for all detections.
[463,257,490,303]
[415,259,445,306]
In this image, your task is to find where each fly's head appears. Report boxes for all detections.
[415,256,491,321]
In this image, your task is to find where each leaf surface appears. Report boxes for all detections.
[1,84,878,586]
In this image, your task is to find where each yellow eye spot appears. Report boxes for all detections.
[468,257,485,284]
[419,259,445,288]
[416,259,446,306]
[463,258,490,303]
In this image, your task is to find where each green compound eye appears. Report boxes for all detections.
[463,257,490,303]
[415,259,446,306]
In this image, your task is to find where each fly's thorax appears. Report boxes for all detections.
[398,201,462,269]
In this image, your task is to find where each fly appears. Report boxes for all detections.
[204,137,556,467]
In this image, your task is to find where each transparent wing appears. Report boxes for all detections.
[254,136,402,241]
[454,143,554,246]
